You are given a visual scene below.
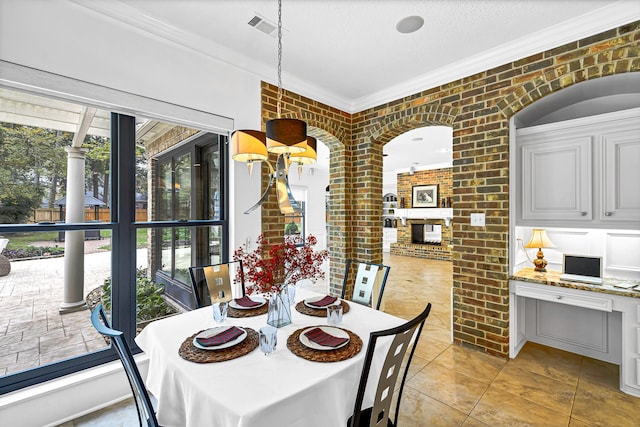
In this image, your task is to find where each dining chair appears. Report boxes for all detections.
[347,302,432,427]
[340,260,391,310]
[90,303,160,427]
[188,260,246,309]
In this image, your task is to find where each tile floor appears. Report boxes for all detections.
[61,254,640,426]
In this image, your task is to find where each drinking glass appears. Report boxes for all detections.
[212,301,228,323]
[327,304,343,326]
[259,325,278,355]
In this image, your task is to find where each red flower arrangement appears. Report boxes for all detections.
[233,234,329,295]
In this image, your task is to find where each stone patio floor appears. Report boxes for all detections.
[0,242,148,376]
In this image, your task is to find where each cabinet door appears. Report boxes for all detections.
[522,137,592,220]
[601,130,640,222]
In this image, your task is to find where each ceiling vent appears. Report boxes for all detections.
[248,14,277,37]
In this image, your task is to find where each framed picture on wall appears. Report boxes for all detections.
[412,184,438,208]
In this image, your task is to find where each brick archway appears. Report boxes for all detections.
[258,21,639,358]
[259,82,351,295]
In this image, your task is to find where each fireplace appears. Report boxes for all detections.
[411,223,442,245]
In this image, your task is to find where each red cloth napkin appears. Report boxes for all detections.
[304,327,349,348]
[234,296,262,308]
[307,295,338,308]
[196,326,244,347]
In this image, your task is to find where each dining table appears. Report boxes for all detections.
[135,287,406,427]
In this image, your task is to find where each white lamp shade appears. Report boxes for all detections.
[290,136,317,165]
[231,130,268,162]
[525,229,556,249]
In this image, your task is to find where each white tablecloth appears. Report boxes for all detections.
[135,288,405,427]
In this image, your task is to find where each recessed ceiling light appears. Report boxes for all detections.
[396,16,424,34]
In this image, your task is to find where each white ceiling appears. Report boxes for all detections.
[73,0,639,179]
[77,0,639,113]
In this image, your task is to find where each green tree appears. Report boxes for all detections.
[84,135,111,206]
[0,123,70,222]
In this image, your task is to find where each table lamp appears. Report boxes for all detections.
[525,229,555,272]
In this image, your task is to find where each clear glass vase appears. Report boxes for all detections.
[267,288,292,328]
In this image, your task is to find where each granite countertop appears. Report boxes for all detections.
[510,268,640,299]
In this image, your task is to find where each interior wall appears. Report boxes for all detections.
[0,0,264,253]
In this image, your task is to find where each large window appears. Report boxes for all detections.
[0,86,229,394]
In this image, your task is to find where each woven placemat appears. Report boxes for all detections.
[286,327,362,363]
[228,303,268,318]
[178,327,258,363]
[295,300,350,317]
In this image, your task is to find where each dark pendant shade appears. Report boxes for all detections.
[266,118,307,154]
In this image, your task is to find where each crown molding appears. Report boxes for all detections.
[68,0,354,112]
[350,1,640,112]
[70,0,640,115]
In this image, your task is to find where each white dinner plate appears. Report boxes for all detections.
[192,326,247,351]
[228,296,266,310]
[303,295,341,309]
[299,326,350,351]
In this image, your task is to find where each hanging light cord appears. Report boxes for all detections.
[276,0,283,119]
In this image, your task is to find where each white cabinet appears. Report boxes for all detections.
[517,108,640,228]
[521,136,592,221]
[601,130,640,222]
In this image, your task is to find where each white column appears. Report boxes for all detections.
[59,147,89,313]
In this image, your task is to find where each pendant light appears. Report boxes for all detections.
[230,0,309,215]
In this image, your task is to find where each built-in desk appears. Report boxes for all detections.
[509,268,640,397]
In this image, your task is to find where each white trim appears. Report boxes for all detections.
[0,60,234,134]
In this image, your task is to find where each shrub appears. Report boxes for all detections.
[102,268,176,323]
[3,246,64,259]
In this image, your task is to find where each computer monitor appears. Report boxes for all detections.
[562,254,602,278]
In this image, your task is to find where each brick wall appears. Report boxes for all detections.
[391,167,453,260]
[260,21,639,357]
[260,82,352,297]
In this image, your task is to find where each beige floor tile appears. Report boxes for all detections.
[510,341,582,386]
[393,386,468,426]
[571,375,640,427]
[424,322,452,344]
[579,356,619,391]
[490,362,575,416]
[569,417,595,427]
[412,336,451,362]
[461,416,491,426]
[432,345,506,384]
[470,386,570,427]
[407,360,489,413]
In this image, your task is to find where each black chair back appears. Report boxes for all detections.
[90,304,159,427]
[340,259,391,310]
[348,303,432,427]
[188,260,246,308]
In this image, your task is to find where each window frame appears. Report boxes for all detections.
[0,64,232,395]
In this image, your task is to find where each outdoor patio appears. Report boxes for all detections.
[0,241,148,376]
